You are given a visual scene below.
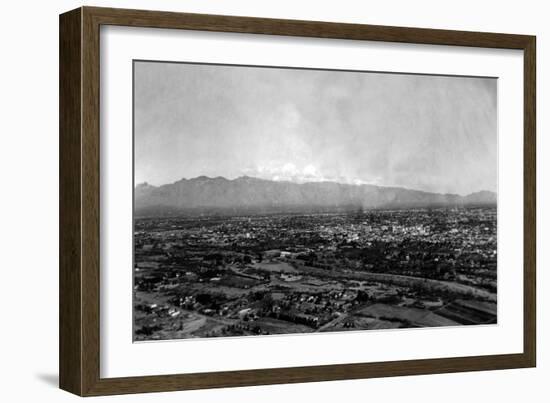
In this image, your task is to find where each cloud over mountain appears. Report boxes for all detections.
[135,176,496,216]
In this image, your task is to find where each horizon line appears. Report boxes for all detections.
[135,175,497,197]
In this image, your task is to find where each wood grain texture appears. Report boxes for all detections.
[85,6,532,49]
[81,6,102,396]
[59,6,537,396]
[523,38,536,367]
[59,7,82,396]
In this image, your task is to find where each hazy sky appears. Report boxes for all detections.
[134,61,497,195]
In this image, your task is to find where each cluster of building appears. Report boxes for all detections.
[133,207,497,340]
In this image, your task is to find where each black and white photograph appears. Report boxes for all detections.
[133,61,498,341]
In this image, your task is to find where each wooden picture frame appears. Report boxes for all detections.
[59,6,536,396]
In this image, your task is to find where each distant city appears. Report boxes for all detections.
[133,178,497,341]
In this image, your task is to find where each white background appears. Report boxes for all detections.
[101,26,523,378]
[0,0,547,402]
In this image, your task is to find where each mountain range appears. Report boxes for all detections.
[135,176,496,216]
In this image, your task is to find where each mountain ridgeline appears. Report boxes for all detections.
[135,176,497,217]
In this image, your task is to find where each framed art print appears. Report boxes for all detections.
[59,6,536,396]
